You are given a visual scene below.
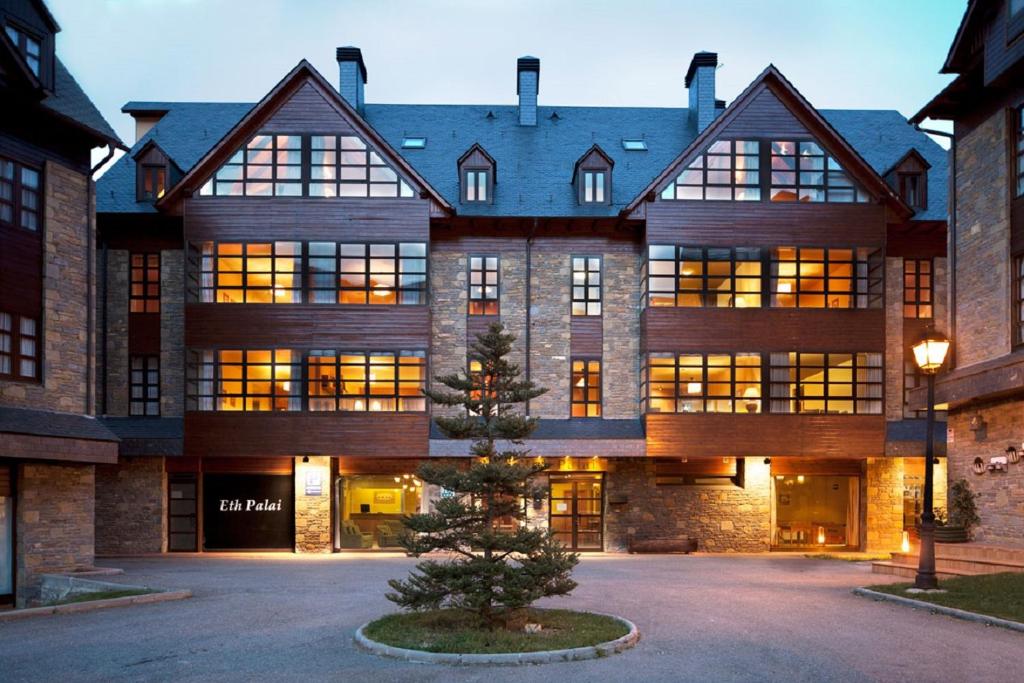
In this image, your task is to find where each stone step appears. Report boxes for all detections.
[933,542,1024,563]
[890,551,1024,574]
[870,561,971,580]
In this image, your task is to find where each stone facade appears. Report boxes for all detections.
[94,456,167,555]
[429,249,467,419]
[529,252,570,418]
[954,109,1011,367]
[884,257,905,421]
[865,457,903,551]
[15,462,95,607]
[102,249,129,416]
[604,459,772,552]
[602,251,641,419]
[948,400,1024,546]
[1,162,92,413]
[500,248,528,374]
[294,456,332,552]
[160,249,185,417]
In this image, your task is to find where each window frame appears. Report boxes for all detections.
[0,155,42,232]
[642,352,763,415]
[570,358,602,418]
[130,252,161,313]
[468,254,500,316]
[571,255,602,316]
[463,168,491,204]
[306,350,426,413]
[1014,253,1024,348]
[768,352,883,415]
[0,311,39,382]
[1009,0,1024,42]
[129,354,161,417]
[1015,104,1024,199]
[3,21,42,78]
[579,169,608,204]
[643,245,763,308]
[661,139,761,201]
[186,349,302,412]
[769,139,870,204]
[770,246,883,309]
[897,171,926,209]
[138,164,167,202]
[903,258,933,319]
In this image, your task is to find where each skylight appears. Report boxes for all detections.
[622,139,648,151]
[402,137,427,149]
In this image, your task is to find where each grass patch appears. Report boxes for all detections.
[868,572,1024,623]
[47,588,153,606]
[805,552,892,562]
[363,608,629,654]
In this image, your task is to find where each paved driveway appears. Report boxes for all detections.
[0,553,1019,682]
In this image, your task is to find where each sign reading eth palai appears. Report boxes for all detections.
[218,498,284,512]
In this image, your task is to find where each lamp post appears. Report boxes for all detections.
[910,326,951,590]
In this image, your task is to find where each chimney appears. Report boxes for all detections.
[517,56,540,126]
[685,52,718,132]
[337,46,367,116]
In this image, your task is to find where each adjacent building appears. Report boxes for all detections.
[913,0,1024,546]
[1,0,122,606]
[92,46,949,556]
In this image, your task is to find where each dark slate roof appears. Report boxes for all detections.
[430,419,644,441]
[102,417,184,457]
[0,406,119,442]
[97,99,947,221]
[41,59,122,146]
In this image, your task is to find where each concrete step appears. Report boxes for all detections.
[890,552,1024,574]
[933,542,1024,564]
[885,543,1024,577]
[870,561,981,580]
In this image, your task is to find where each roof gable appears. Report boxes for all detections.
[625,65,911,218]
[883,148,931,177]
[457,143,496,170]
[571,144,614,183]
[157,60,451,212]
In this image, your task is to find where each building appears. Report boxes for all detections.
[93,46,949,557]
[1,0,123,606]
[913,0,1024,546]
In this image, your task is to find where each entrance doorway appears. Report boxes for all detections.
[772,474,860,549]
[335,474,422,550]
[549,473,604,551]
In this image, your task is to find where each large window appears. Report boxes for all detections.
[4,24,41,77]
[643,245,761,308]
[199,133,414,199]
[903,258,933,319]
[769,352,882,415]
[571,359,601,417]
[643,352,762,414]
[469,255,499,315]
[130,253,161,313]
[770,141,869,203]
[308,351,425,412]
[1015,254,1024,347]
[0,312,38,381]
[187,349,301,412]
[572,256,601,316]
[198,242,301,303]
[130,355,160,416]
[1016,105,1023,198]
[661,139,760,201]
[0,156,40,231]
[308,242,426,305]
[770,247,882,309]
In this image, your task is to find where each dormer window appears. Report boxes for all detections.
[457,144,496,206]
[5,24,41,77]
[883,149,930,211]
[464,169,490,203]
[581,171,606,203]
[141,165,167,201]
[899,172,924,209]
[573,144,613,206]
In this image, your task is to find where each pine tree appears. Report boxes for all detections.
[386,322,579,628]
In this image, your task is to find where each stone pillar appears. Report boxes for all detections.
[294,456,332,553]
[529,252,570,418]
[602,251,641,419]
[95,456,167,555]
[160,249,185,417]
[429,250,467,419]
[103,249,130,416]
[884,257,904,421]
[866,457,904,552]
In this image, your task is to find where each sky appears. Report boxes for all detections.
[46,0,966,161]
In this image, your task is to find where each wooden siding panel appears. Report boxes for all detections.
[185,305,430,348]
[262,82,357,134]
[718,87,810,139]
[0,433,118,464]
[0,227,42,316]
[643,308,885,352]
[184,413,429,457]
[644,413,884,458]
[570,317,603,356]
[771,458,864,476]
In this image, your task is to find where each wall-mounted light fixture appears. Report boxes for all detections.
[817,526,826,545]
[302,455,310,463]
[972,457,985,475]
[763,457,772,465]
[1006,445,1020,464]
[901,530,911,554]
[969,413,984,432]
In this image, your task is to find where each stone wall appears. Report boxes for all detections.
[160,249,185,416]
[529,252,570,417]
[948,399,1024,546]
[500,248,528,375]
[15,462,95,607]
[604,459,772,552]
[865,457,903,551]
[602,251,641,419]
[884,258,905,421]
[1,161,92,413]
[94,456,166,555]
[102,249,129,416]
[294,456,332,552]
[954,109,1011,367]
[429,250,467,419]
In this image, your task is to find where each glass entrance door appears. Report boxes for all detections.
[773,474,859,549]
[549,473,603,551]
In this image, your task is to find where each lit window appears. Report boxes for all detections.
[308,350,425,412]
[469,255,499,315]
[571,359,601,417]
[130,355,160,416]
[643,245,762,308]
[130,253,161,313]
[770,247,882,309]
[899,172,924,209]
[0,311,38,381]
[467,358,498,416]
[308,242,426,305]
[310,134,414,198]
[622,139,648,151]
[769,140,869,203]
[903,259,933,319]
[571,256,601,316]
[0,156,40,231]
[581,171,606,203]
[141,165,166,201]
[4,25,41,77]
[401,137,427,149]
[464,169,489,203]
[198,242,301,303]
[643,352,762,414]
[768,352,882,415]
[661,139,760,201]
[187,349,300,412]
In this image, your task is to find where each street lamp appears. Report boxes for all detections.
[910,326,951,590]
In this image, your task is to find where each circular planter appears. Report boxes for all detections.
[934,526,969,543]
[354,610,640,666]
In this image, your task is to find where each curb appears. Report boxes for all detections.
[853,587,1024,634]
[354,611,640,665]
[0,590,192,622]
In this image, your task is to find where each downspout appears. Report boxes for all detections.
[87,145,117,415]
[525,218,536,414]
[914,125,956,367]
